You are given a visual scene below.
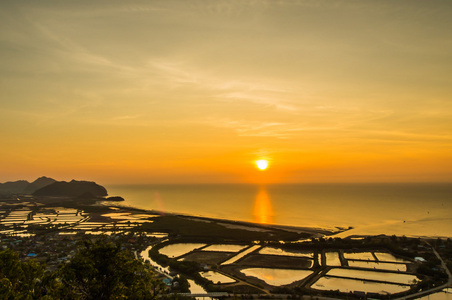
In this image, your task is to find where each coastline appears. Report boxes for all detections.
[106,182,452,239]
[2,196,452,299]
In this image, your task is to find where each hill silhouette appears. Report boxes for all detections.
[33,180,108,198]
[0,180,29,194]
[0,176,57,195]
[24,176,57,193]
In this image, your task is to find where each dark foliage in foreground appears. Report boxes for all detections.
[0,239,165,299]
[0,248,56,299]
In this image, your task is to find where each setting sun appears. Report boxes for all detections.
[256,160,269,171]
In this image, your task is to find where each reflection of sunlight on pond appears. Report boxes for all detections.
[327,268,417,284]
[344,252,375,260]
[259,247,313,258]
[374,252,410,263]
[324,252,341,266]
[140,245,171,274]
[417,288,452,300]
[312,276,410,294]
[253,187,273,224]
[188,279,206,293]
[159,243,206,258]
[200,271,236,283]
[241,268,313,286]
[262,274,274,281]
[145,232,168,238]
[221,245,260,265]
[348,260,407,271]
[202,244,247,252]
[188,279,211,300]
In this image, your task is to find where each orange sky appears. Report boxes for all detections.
[1,0,451,184]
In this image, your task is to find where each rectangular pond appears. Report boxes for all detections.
[311,276,410,294]
[327,268,417,285]
[221,245,260,265]
[202,244,248,252]
[348,260,407,272]
[240,268,313,286]
[159,243,206,258]
[259,247,313,258]
[374,252,410,263]
[344,252,375,261]
[324,251,341,266]
[200,271,236,284]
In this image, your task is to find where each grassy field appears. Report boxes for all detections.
[141,215,313,242]
[237,254,313,269]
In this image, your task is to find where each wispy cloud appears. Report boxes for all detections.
[204,118,293,138]
[150,61,199,86]
[150,60,297,112]
[219,91,297,111]
[112,114,143,121]
[199,107,451,143]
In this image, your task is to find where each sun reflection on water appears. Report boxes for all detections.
[253,186,274,224]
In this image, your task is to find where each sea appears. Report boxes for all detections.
[105,183,452,238]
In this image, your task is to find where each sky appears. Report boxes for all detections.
[1,0,452,184]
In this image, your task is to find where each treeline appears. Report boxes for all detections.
[266,235,418,259]
[0,239,167,299]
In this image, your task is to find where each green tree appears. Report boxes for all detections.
[58,239,165,299]
[0,248,56,299]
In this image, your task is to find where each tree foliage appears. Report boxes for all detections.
[0,248,56,299]
[58,239,164,299]
[0,239,165,299]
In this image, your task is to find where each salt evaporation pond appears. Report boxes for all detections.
[312,276,410,294]
[145,232,168,238]
[241,268,313,286]
[101,212,155,221]
[187,279,207,293]
[327,268,418,284]
[188,279,212,300]
[375,252,410,263]
[324,252,341,266]
[259,247,313,258]
[348,260,407,271]
[159,243,206,258]
[202,244,247,252]
[141,245,171,274]
[200,271,236,283]
[221,245,260,265]
[417,288,452,300]
[344,252,375,260]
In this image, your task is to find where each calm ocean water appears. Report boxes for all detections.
[106,183,452,238]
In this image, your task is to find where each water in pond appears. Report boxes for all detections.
[259,247,313,258]
[241,268,313,286]
[327,268,418,285]
[344,252,375,260]
[324,252,341,266]
[417,288,452,300]
[312,276,410,294]
[374,252,410,263]
[202,244,247,252]
[187,279,212,300]
[221,245,260,265]
[140,245,171,274]
[348,260,407,272]
[145,232,168,238]
[159,243,206,258]
[187,279,207,293]
[200,271,236,283]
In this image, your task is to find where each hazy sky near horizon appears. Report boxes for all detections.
[1,0,452,184]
